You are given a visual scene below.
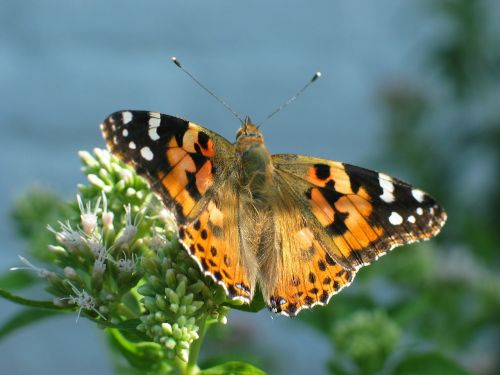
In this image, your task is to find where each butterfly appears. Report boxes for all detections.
[101,110,447,316]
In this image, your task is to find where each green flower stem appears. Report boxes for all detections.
[183,316,208,375]
[0,288,68,311]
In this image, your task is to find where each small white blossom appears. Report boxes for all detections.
[115,253,138,274]
[149,233,168,252]
[158,209,177,234]
[114,204,138,247]
[63,281,106,321]
[78,150,98,168]
[77,195,101,236]
[64,266,77,279]
[93,245,108,275]
[101,191,114,232]
[94,147,111,166]
[87,235,106,258]
[10,256,54,278]
[48,221,84,251]
[119,168,134,183]
[47,245,67,255]
[87,174,107,190]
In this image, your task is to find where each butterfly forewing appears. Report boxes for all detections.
[265,154,446,316]
[273,154,447,268]
[101,110,233,224]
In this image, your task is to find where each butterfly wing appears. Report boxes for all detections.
[101,110,235,223]
[257,177,358,316]
[265,154,447,316]
[179,179,255,302]
[101,110,254,301]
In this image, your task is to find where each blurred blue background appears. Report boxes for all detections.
[1,1,499,374]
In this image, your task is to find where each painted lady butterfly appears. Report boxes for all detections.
[101,110,447,316]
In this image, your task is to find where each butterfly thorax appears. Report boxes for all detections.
[235,119,274,200]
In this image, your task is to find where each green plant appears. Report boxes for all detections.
[1,149,265,375]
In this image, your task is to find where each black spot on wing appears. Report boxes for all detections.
[308,272,316,283]
[319,291,329,303]
[314,163,331,180]
[190,152,209,170]
[198,131,210,149]
[287,303,298,315]
[342,163,382,198]
[185,172,202,201]
[319,187,343,205]
[326,210,349,235]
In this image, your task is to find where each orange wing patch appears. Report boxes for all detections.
[157,125,217,222]
[307,162,353,194]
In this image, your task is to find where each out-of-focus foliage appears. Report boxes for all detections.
[298,1,500,374]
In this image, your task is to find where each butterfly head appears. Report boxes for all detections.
[236,116,264,144]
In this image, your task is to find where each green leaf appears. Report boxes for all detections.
[0,270,36,290]
[392,352,472,375]
[0,288,68,310]
[201,361,267,375]
[0,308,61,341]
[81,316,149,341]
[107,328,171,373]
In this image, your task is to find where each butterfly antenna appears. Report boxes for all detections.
[257,71,321,128]
[171,57,245,124]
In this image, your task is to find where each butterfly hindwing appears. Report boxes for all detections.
[101,110,235,224]
[178,180,255,302]
[260,180,357,316]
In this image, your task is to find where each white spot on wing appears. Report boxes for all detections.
[416,207,423,215]
[407,215,416,223]
[149,116,161,127]
[412,189,425,203]
[140,146,154,161]
[122,111,133,124]
[148,119,160,140]
[129,141,136,149]
[389,211,403,225]
[122,129,129,137]
[379,173,395,203]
